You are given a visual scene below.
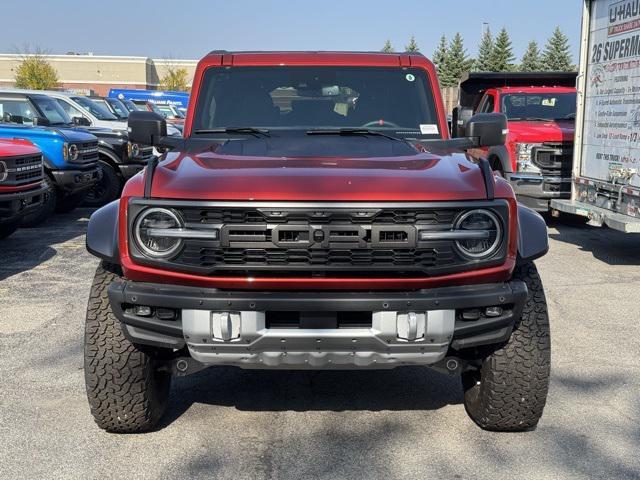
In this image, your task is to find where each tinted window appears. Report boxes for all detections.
[194,66,440,137]
[31,96,71,125]
[71,96,118,120]
[56,99,87,122]
[501,93,576,120]
[105,98,129,118]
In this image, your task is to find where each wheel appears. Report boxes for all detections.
[84,160,121,207]
[0,219,21,240]
[20,176,57,228]
[461,262,551,431]
[84,262,171,433]
[55,190,88,213]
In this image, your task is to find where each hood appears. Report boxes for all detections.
[507,119,574,144]
[142,144,489,202]
[0,138,40,156]
[52,127,100,143]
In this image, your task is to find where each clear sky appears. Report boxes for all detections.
[2,0,582,61]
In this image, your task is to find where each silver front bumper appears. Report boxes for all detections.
[182,309,456,369]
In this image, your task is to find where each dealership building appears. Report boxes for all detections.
[0,54,197,95]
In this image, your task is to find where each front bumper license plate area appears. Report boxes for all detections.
[181,309,455,369]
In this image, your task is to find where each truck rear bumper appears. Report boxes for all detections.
[108,280,527,369]
[507,173,571,212]
[551,199,640,233]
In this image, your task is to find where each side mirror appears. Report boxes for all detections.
[73,116,91,127]
[466,113,508,147]
[128,111,167,146]
[33,117,50,127]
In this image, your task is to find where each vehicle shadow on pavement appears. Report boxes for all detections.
[0,208,94,281]
[546,217,640,266]
[160,366,462,428]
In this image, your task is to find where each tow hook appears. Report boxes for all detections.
[160,357,208,377]
[432,356,464,375]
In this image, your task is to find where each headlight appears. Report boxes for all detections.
[515,143,541,174]
[63,143,79,161]
[454,209,502,259]
[0,161,7,182]
[133,207,184,258]
[127,142,140,158]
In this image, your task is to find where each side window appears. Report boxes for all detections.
[56,99,90,124]
[0,98,36,125]
[480,94,495,113]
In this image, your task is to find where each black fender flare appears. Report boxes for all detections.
[487,145,513,174]
[517,204,549,264]
[97,145,123,169]
[86,199,120,264]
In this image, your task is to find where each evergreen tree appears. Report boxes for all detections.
[381,39,394,53]
[542,26,573,71]
[405,35,419,52]
[441,33,471,87]
[489,27,515,71]
[475,27,494,71]
[520,41,543,71]
[432,35,448,78]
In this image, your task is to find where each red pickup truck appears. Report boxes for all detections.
[0,139,46,239]
[84,51,551,433]
[454,72,577,212]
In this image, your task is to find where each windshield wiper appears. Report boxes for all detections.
[193,127,270,137]
[306,128,402,142]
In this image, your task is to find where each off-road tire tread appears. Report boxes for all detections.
[462,262,550,431]
[84,160,121,208]
[84,262,170,433]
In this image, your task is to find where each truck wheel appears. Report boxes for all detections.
[55,190,88,213]
[84,262,171,433]
[20,176,57,228]
[0,219,21,240]
[461,262,550,431]
[84,161,121,207]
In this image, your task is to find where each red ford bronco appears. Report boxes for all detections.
[85,51,551,433]
[0,139,46,239]
[454,72,577,212]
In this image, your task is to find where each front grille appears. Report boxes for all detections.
[1,153,43,186]
[533,142,573,177]
[128,201,510,278]
[74,141,99,164]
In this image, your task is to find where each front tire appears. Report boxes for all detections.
[461,262,551,431]
[84,160,121,207]
[84,262,171,433]
[0,219,21,240]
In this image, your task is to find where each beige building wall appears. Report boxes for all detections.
[0,54,197,96]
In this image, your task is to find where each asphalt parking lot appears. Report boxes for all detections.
[1,208,639,480]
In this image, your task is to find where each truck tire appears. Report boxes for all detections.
[20,176,57,228]
[461,262,550,431]
[55,190,88,213]
[84,161,121,207]
[84,262,171,433]
[0,219,21,240]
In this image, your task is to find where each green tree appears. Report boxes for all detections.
[520,40,543,71]
[381,39,394,53]
[160,66,190,91]
[405,35,419,52]
[475,27,494,71]
[542,26,573,71]
[14,52,59,90]
[432,35,448,79]
[440,32,472,87]
[489,27,515,71]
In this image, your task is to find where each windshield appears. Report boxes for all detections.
[501,93,576,121]
[71,96,118,120]
[121,99,137,112]
[31,96,72,125]
[193,66,441,138]
[105,98,129,118]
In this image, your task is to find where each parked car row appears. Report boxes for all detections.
[0,88,184,239]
